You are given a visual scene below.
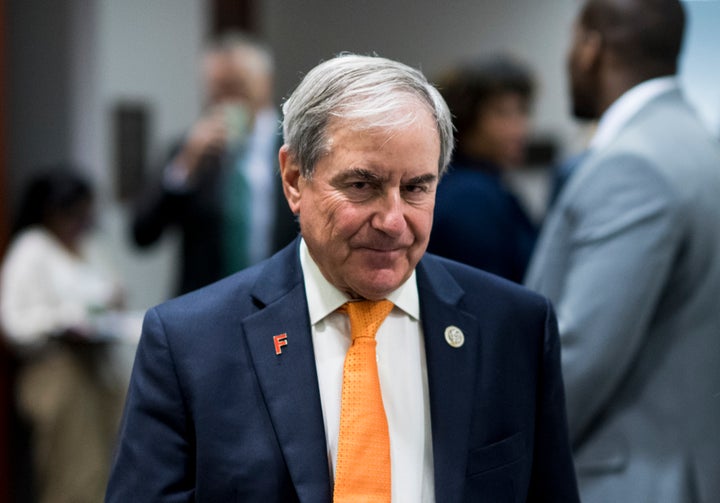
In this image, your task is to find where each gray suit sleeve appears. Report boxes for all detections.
[554,155,684,442]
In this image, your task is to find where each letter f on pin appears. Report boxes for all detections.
[273,333,288,355]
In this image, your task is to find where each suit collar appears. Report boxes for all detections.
[416,254,465,305]
[244,238,332,502]
[248,238,304,307]
[590,76,678,151]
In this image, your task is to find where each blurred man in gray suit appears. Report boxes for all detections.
[525,0,720,501]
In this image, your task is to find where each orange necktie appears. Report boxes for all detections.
[333,299,394,503]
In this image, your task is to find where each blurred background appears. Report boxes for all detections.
[0,0,718,500]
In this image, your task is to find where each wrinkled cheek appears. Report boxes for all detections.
[333,209,369,242]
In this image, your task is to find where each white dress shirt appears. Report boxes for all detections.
[299,239,435,502]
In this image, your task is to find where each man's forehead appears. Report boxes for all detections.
[325,111,439,143]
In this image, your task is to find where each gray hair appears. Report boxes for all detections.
[281,54,454,178]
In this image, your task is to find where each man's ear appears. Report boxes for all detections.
[279,145,302,215]
[578,28,602,73]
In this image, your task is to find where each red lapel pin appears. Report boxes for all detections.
[273,333,288,355]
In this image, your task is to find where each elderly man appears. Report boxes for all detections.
[107,54,579,502]
[525,0,720,501]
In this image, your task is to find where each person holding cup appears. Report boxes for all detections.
[131,32,297,296]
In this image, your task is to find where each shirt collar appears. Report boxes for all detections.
[299,238,420,325]
[589,76,678,151]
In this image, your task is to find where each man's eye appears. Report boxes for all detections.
[404,184,427,193]
[351,182,369,190]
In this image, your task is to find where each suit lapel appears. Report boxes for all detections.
[417,256,482,500]
[243,241,331,503]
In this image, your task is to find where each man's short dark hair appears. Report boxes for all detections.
[581,0,685,76]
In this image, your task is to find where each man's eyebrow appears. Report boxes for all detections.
[332,169,437,185]
[334,168,383,183]
[405,173,438,185]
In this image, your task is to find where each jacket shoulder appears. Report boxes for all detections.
[420,253,550,311]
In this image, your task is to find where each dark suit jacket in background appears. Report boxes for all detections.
[131,145,297,295]
[106,238,579,502]
[428,157,538,283]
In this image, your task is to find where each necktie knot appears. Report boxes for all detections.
[341,299,394,342]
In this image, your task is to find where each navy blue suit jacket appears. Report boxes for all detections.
[106,238,579,502]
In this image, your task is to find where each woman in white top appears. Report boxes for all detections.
[1,167,125,503]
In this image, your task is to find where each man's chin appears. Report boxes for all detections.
[346,268,410,300]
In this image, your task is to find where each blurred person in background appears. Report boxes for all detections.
[427,56,537,282]
[0,167,127,503]
[525,0,720,501]
[131,31,296,296]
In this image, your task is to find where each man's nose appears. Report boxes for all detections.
[372,190,407,237]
